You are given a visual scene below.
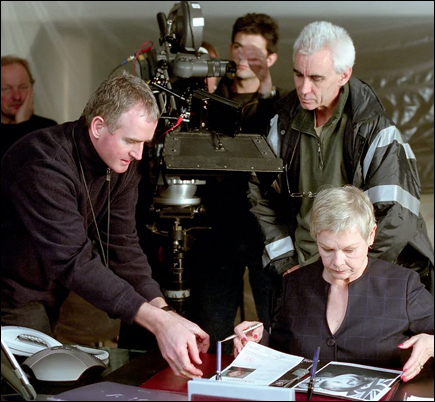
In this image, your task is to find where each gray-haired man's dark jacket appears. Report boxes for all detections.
[249,77,434,294]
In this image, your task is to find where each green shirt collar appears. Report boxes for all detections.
[292,83,349,135]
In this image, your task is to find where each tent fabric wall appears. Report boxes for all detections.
[1,2,433,192]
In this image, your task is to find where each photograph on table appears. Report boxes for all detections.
[294,361,402,401]
[221,366,256,379]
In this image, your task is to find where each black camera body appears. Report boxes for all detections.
[136,1,240,137]
[125,1,282,315]
[132,1,282,175]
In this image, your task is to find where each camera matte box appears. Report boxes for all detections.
[190,90,242,137]
[162,131,283,173]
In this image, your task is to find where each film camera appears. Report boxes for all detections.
[117,1,283,314]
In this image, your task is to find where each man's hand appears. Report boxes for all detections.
[134,301,210,379]
[167,311,210,354]
[15,87,34,123]
[240,44,274,95]
[399,333,434,382]
[154,317,208,378]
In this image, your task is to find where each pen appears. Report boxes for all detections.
[306,346,320,402]
[220,322,263,343]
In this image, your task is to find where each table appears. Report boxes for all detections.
[1,348,433,401]
[140,354,434,401]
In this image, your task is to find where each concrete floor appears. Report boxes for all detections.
[55,193,434,347]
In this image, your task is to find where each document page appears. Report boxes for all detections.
[210,342,304,386]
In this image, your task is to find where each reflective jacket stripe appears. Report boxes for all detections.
[267,114,280,156]
[365,185,420,216]
[263,236,295,267]
[363,126,419,216]
[363,126,415,180]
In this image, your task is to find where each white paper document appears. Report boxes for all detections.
[210,341,305,386]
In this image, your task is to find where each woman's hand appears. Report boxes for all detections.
[233,321,263,357]
[399,333,434,382]
[283,265,300,276]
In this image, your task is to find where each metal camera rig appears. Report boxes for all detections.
[122,1,283,315]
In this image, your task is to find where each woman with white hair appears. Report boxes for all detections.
[235,185,434,382]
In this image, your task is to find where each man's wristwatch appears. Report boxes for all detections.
[161,305,175,312]
[260,85,277,99]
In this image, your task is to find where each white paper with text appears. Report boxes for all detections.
[210,342,304,386]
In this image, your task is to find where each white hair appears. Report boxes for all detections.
[310,185,376,241]
[293,21,355,74]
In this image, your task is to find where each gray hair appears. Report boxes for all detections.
[293,21,355,74]
[310,185,375,241]
[82,71,159,131]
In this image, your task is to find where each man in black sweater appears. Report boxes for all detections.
[1,72,209,379]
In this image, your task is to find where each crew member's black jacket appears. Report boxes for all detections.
[249,77,434,293]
